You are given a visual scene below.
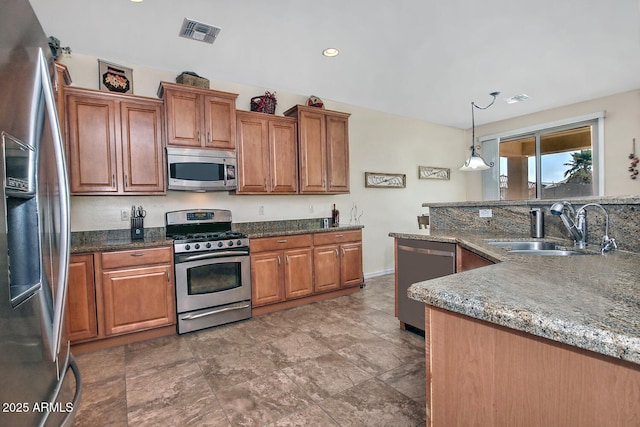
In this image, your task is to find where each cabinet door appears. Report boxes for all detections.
[313,245,341,293]
[298,110,327,193]
[251,251,285,306]
[236,113,269,193]
[164,89,202,147]
[283,247,314,299]
[269,119,298,193]
[66,94,119,193]
[340,242,363,287]
[102,264,175,336]
[66,254,97,342]
[203,94,236,150]
[326,115,350,193]
[120,100,165,193]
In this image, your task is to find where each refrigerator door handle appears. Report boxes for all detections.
[38,49,71,361]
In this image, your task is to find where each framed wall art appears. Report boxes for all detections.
[98,59,133,94]
[365,172,406,188]
[418,166,450,180]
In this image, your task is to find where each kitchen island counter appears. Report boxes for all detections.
[389,230,640,365]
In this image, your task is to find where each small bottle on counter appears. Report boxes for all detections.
[331,204,340,227]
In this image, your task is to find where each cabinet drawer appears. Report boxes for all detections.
[251,234,313,252]
[313,230,361,246]
[101,246,172,270]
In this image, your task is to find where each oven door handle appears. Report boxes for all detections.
[182,303,251,320]
[176,250,249,263]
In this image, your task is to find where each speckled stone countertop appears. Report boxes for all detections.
[389,230,640,365]
[71,227,173,254]
[233,217,363,239]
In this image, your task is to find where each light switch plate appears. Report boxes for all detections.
[479,209,493,218]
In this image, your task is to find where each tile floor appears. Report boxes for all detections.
[72,274,426,426]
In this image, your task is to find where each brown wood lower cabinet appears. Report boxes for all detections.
[251,230,363,315]
[426,306,640,426]
[66,254,98,342]
[66,246,176,353]
[251,234,314,308]
[313,230,363,291]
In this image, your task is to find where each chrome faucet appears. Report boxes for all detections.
[549,201,617,253]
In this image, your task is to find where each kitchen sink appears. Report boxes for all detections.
[486,240,557,250]
[486,240,592,256]
[507,249,589,256]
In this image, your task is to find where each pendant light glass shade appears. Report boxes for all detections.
[460,148,492,171]
[460,91,499,172]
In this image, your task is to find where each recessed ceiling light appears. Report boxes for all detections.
[505,94,530,104]
[130,0,143,2]
[322,48,339,57]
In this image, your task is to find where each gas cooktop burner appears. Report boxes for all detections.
[165,209,250,254]
[172,231,247,243]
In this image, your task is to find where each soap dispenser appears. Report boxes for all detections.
[530,208,544,238]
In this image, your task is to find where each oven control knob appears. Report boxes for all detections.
[185,244,191,251]
[237,240,242,246]
[218,242,223,248]
[228,240,234,247]
[194,243,200,250]
[206,242,211,249]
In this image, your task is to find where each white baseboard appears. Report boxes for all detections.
[364,269,394,280]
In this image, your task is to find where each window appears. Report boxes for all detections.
[480,113,603,200]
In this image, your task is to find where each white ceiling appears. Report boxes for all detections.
[29,0,640,129]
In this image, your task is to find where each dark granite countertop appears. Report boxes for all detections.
[71,228,172,254]
[389,229,640,365]
[245,225,364,239]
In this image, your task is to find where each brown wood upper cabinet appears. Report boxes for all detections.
[284,105,350,194]
[236,111,298,194]
[158,82,238,150]
[65,86,165,195]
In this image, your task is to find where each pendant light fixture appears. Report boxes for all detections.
[460,91,500,171]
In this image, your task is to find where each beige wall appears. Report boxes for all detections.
[466,90,640,200]
[61,54,467,276]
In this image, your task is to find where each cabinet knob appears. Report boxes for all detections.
[197,131,201,142]
[335,249,339,258]
[277,240,287,243]
[124,175,128,188]
[207,131,211,143]
[277,255,281,265]
[130,253,144,257]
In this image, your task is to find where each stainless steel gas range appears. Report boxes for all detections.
[166,209,251,334]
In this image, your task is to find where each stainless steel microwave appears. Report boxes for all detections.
[166,146,237,191]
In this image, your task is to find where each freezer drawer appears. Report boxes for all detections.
[396,239,455,330]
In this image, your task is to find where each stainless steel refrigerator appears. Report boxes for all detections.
[0,0,81,426]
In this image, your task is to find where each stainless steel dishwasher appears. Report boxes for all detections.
[396,239,456,330]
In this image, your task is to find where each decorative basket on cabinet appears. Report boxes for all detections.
[250,91,277,114]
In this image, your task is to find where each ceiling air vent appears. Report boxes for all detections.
[179,18,221,44]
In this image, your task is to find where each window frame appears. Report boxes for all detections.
[479,112,605,200]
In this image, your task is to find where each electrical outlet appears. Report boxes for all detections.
[479,209,493,218]
[258,205,264,215]
[121,209,130,221]
[309,204,314,213]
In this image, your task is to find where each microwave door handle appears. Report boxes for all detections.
[223,158,227,187]
[39,49,71,362]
